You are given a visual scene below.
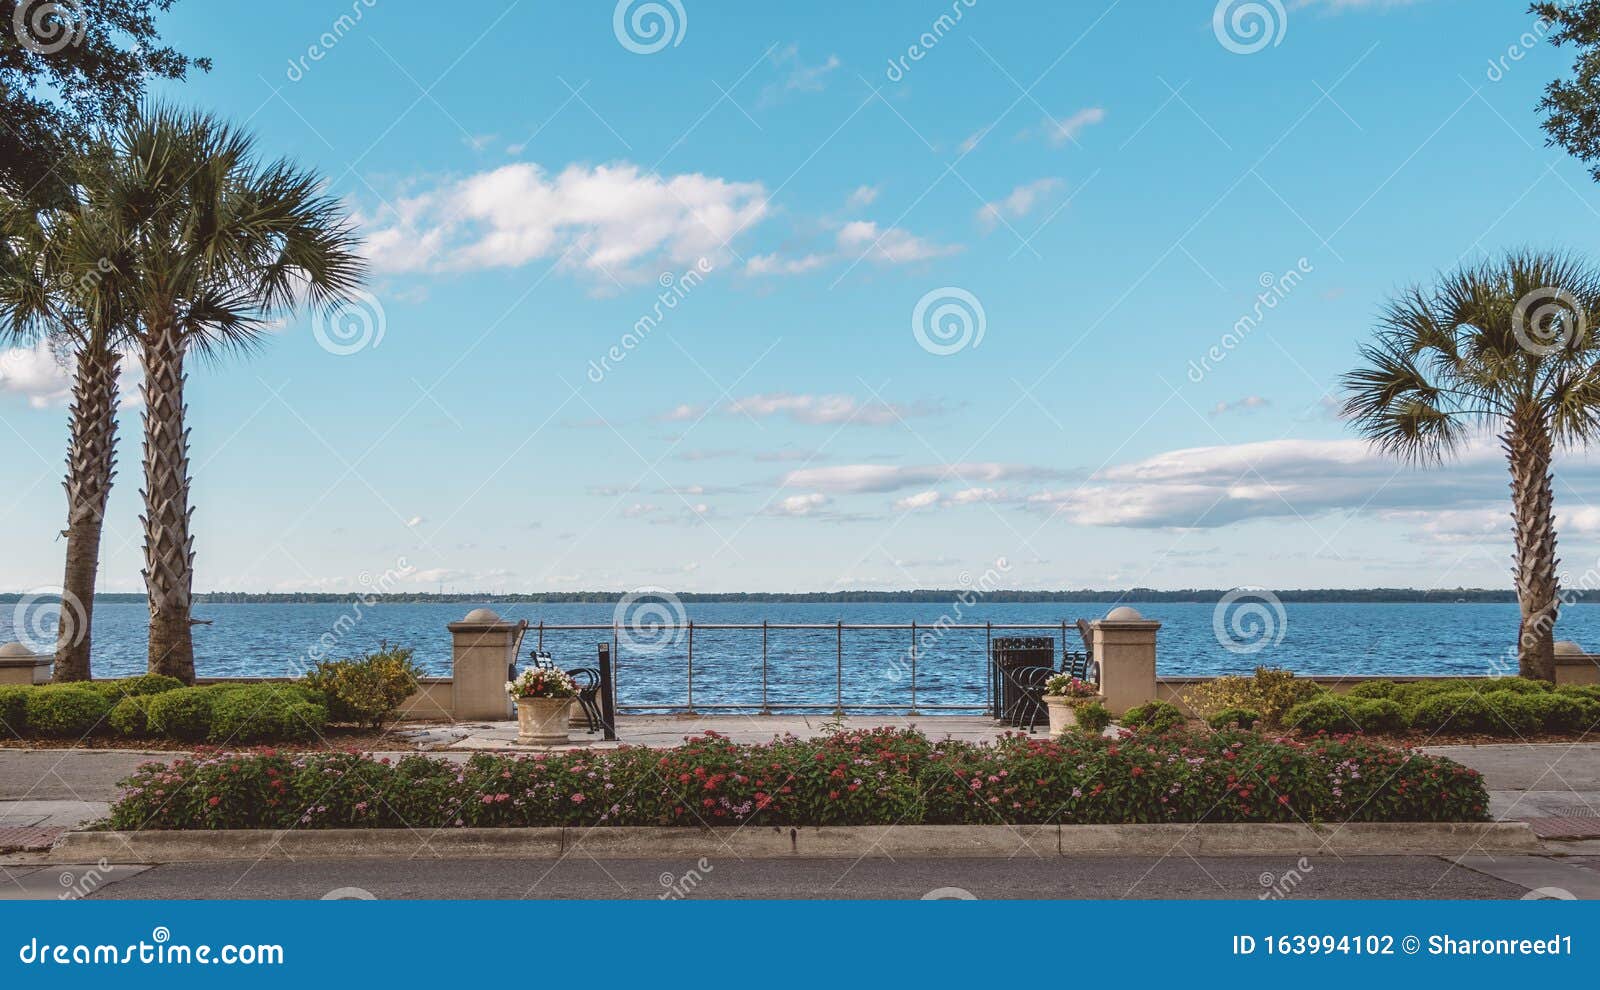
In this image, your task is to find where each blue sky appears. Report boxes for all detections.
[5,0,1600,595]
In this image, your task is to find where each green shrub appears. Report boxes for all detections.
[209,685,327,743]
[1120,700,1184,734]
[1409,691,1490,733]
[305,645,423,728]
[1073,701,1112,734]
[0,686,29,737]
[108,695,155,737]
[1480,677,1552,695]
[1346,680,1398,700]
[1207,707,1261,731]
[144,686,219,741]
[108,728,1492,830]
[1286,696,1406,734]
[1519,693,1590,733]
[22,686,111,737]
[1182,667,1323,727]
[1557,684,1600,703]
[86,674,186,702]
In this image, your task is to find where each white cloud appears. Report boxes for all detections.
[1041,107,1106,145]
[405,516,425,528]
[0,341,144,410]
[764,44,841,102]
[835,220,959,265]
[362,162,770,282]
[1210,395,1271,417]
[846,185,880,208]
[1022,436,1567,529]
[894,490,942,511]
[769,493,831,517]
[977,178,1063,231]
[785,462,1065,494]
[745,219,959,276]
[723,392,942,426]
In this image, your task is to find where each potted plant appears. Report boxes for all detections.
[1041,674,1104,736]
[506,666,579,745]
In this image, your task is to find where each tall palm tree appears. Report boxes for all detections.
[93,107,365,681]
[1343,251,1600,682]
[0,182,133,682]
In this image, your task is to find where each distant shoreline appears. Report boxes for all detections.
[0,589,1566,605]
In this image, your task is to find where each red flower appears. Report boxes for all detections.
[207,796,220,807]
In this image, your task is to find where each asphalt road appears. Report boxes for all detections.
[63,855,1525,900]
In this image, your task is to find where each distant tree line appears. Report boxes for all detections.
[0,588,1569,605]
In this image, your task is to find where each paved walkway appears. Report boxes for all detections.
[398,714,1014,750]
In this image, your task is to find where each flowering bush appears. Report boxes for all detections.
[506,666,577,700]
[306,646,424,728]
[106,727,1490,830]
[1042,675,1099,699]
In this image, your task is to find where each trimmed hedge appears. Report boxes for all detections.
[0,686,27,734]
[108,695,155,737]
[23,686,112,737]
[1285,678,1600,738]
[85,674,186,702]
[209,685,326,743]
[1120,700,1185,733]
[1207,707,1262,731]
[108,727,1491,830]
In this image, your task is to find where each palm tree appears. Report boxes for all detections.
[1343,251,1600,682]
[92,107,365,681]
[0,182,133,682]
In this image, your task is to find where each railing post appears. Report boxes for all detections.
[537,621,544,651]
[985,621,993,718]
[761,621,770,715]
[597,641,617,741]
[686,620,695,714]
[909,621,919,715]
[835,620,843,713]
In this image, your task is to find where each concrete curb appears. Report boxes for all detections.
[48,822,1542,863]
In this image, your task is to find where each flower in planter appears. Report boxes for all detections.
[506,667,578,700]
[1043,674,1099,700]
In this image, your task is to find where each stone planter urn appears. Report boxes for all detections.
[1043,695,1104,737]
[515,697,571,745]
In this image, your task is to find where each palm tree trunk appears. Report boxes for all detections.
[1507,408,1559,681]
[52,343,119,682]
[140,314,196,683]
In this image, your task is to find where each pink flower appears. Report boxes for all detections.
[571,793,585,803]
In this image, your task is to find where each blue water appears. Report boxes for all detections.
[0,600,1585,711]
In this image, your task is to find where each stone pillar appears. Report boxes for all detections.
[447,608,520,720]
[1553,640,1600,687]
[1091,606,1160,715]
[0,642,50,685]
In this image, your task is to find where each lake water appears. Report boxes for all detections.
[1,599,1585,712]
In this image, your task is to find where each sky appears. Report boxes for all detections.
[4,0,1600,596]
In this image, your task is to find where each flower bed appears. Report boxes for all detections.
[107,727,1489,830]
